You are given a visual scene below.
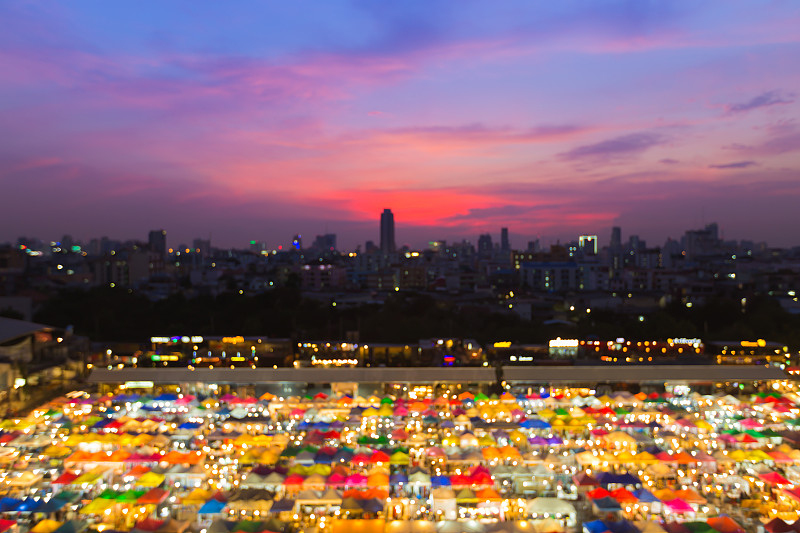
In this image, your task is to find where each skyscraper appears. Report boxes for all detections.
[610,226,621,250]
[148,229,167,257]
[478,233,493,258]
[380,209,395,253]
[500,227,509,251]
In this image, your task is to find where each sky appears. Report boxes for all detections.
[2,1,800,250]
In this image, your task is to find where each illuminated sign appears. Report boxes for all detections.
[741,339,767,348]
[151,355,179,361]
[150,336,203,344]
[311,358,358,366]
[222,336,245,344]
[549,338,579,348]
[668,338,703,346]
[123,381,154,388]
[493,342,512,348]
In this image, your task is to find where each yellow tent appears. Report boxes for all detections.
[73,467,107,485]
[31,520,63,533]
[79,498,115,515]
[308,464,332,476]
[441,436,459,447]
[729,449,748,461]
[390,451,410,465]
[136,471,166,488]
[747,449,773,462]
[43,445,71,458]
[181,488,212,505]
[633,451,658,465]
[478,435,495,446]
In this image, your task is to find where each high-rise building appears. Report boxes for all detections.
[311,233,337,253]
[478,234,493,258]
[579,235,598,255]
[500,227,510,251]
[193,238,211,258]
[610,226,622,250]
[380,209,395,253]
[148,229,167,257]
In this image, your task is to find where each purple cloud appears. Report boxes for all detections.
[560,132,667,161]
[725,90,794,113]
[708,161,757,169]
[659,158,680,165]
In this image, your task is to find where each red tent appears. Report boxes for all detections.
[760,471,791,485]
[587,487,611,499]
[706,516,745,533]
[137,488,169,505]
[134,518,165,532]
[52,471,79,484]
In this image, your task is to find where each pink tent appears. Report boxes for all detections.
[663,498,694,514]
[739,418,764,429]
[345,473,368,487]
[327,473,347,487]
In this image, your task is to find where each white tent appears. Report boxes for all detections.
[431,487,457,520]
[533,518,565,533]
[409,471,432,486]
[526,497,576,518]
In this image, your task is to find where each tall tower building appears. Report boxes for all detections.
[610,226,622,250]
[148,229,167,257]
[500,227,510,251]
[380,209,395,253]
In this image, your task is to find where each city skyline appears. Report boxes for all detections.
[2,1,800,249]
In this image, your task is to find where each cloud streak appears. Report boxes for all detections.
[560,132,668,161]
[708,161,757,169]
[725,90,795,114]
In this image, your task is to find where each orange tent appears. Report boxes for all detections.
[475,487,502,501]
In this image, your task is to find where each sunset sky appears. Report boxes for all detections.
[2,1,799,250]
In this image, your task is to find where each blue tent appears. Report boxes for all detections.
[431,475,451,487]
[0,497,21,512]
[632,488,660,503]
[520,419,551,429]
[390,473,408,485]
[198,499,227,514]
[154,393,178,402]
[597,472,641,486]
[16,497,43,512]
[605,520,641,533]
[38,498,68,513]
[359,498,384,513]
[584,520,611,533]
[592,496,622,512]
